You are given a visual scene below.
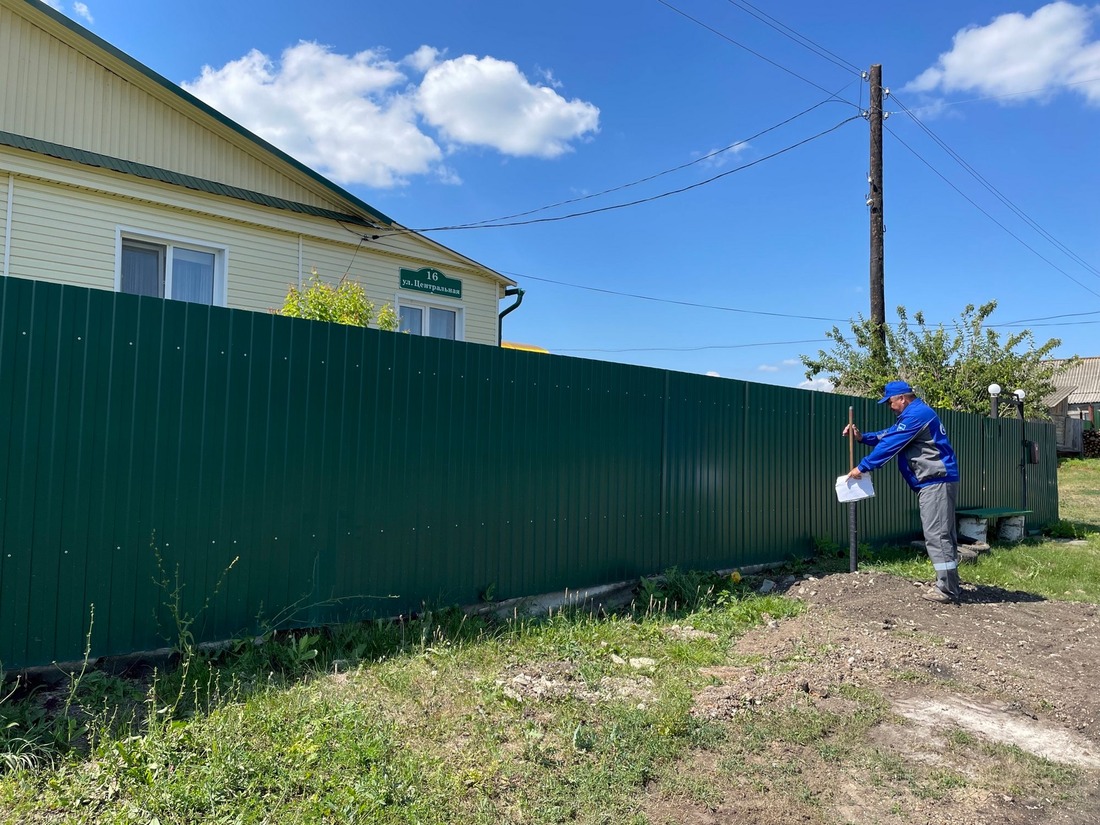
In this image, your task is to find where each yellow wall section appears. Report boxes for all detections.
[0,151,502,345]
[1,3,350,212]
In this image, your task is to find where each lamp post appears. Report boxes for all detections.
[1013,389,1027,512]
[988,383,1001,418]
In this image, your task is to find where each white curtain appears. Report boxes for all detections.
[120,242,163,297]
[172,248,215,305]
[399,305,423,335]
[429,308,456,339]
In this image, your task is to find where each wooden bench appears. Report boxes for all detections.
[956,508,1032,543]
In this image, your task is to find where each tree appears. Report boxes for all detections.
[801,301,1073,418]
[280,270,399,331]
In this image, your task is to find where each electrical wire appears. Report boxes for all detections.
[339,235,366,281]
[722,0,863,75]
[553,338,828,353]
[414,115,862,231]
[440,88,858,229]
[508,272,849,322]
[997,319,1100,328]
[345,226,1100,334]
[654,0,857,100]
[891,94,1100,283]
[995,309,1100,325]
[885,123,1100,301]
[891,76,1100,117]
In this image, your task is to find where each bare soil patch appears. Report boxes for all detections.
[644,571,1100,825]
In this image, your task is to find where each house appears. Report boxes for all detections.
[0,0,516,345]
[1044,357,1100,454]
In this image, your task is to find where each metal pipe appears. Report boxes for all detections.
[1017,398,1028,512]
[497,286,525,345]
[848,406,858,572]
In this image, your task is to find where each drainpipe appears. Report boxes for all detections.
[497,286,525,345]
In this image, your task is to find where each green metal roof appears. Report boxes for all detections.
[0,130,376,227]
[19,0,395,228]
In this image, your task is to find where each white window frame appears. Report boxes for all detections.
[395,294,465,341]
[114,226,229,307]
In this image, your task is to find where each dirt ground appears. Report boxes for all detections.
[644,570,1100,825]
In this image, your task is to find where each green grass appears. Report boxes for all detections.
[0,578,801,824]
[2,460,1097,823]
[1057,457,1100,529]
[861,458,1100,602]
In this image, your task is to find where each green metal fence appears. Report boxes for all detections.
[0,276,1058,669]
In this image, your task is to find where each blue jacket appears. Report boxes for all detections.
[857,397,959,491]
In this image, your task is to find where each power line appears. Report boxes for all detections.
[508,272,849,322]
[654,0,856,99]
[554,337,828,353]
[995,309,1100,325]
[996,319,1100,329]
[884,123,1100,301]
[511,268,1100,333]
[414,115,862,231]
[891,94,1100,283]
[447,89,858,229]
[722,0,862,75]
[891,76,1100,116]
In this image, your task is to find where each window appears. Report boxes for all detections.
[398,301,461,340]
[116,230,227,306]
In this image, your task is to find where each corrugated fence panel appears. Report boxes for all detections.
[0,276,1059,668]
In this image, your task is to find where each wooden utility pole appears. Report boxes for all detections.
[868,64,886,367]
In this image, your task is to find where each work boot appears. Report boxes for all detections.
[922,587,955,603]
[937,568,961,601]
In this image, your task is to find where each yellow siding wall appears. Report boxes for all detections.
[1,148,502,345]
[1,3,350,213]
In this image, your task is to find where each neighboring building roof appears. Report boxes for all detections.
[1047,357,1100,405]
[502,342,550,354]
[1041,383,1075,409]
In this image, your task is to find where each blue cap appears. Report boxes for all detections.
[877,380,914,403]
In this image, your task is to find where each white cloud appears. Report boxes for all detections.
[184,43,437,188]
[905,2,1100,106]
[693,141,751,169]
[417,55,599,157]
[798,378,834,392]
[781,358,801,366]
[405,46,440,73]
[182,43,599,187]
[705,370,721,377]
[39,1,91,22]
[757,364,780,372]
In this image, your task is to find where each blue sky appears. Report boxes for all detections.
[45,0,1100,389]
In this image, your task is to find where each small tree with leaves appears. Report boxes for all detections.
[281,270,399,331]
[801,300,1072,418]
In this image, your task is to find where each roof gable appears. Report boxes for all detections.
[8,0,393,225]
[3,0,513,286]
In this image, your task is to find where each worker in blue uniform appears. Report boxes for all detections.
[844,380,961,603]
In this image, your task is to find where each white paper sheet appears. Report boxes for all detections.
[835,474,875,503]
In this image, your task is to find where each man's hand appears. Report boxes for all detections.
[842,423,862,440]
[848,467,862,479]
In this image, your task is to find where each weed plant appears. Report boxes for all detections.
[0,570,798,824]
